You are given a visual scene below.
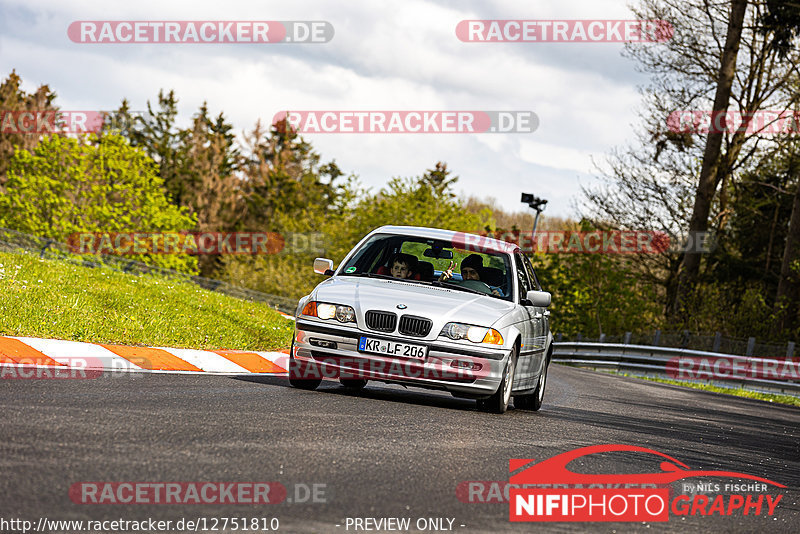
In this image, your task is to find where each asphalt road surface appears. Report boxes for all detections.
[2,364,798,533]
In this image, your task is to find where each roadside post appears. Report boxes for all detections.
[521,192,548,246]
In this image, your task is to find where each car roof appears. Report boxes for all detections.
[372,225,519,254]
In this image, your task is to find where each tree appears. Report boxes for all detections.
[535,221,663,338]
[674,0,748,312]
[760,0,800,56]
[177,103,241,233]
[759,0,800,336]
[767,136,800,336]
[220,162,489,301]
[238,118,343,231]
[114,90,188,206]
[0,70,58,187]
[688,144,797,338]
[348,174,484,237]
[419,162,458,198]
[0,134,197,273]
[584,0,800,325]
[177,105,242,275]
[107,93,249,275]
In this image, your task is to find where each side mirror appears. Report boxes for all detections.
[313,258,334,276]
[526,290,551,307]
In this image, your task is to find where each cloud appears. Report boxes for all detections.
[518,140,594,174]
[0,0,649,216]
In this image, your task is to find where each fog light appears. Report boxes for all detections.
[309,338,338,349]
[450,360,482,371]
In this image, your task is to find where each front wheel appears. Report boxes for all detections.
[288,342,322,390]
[288,363,322,390]
[340,378,368,390]
[480,349,517,414]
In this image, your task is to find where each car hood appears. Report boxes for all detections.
[311,276,514,334]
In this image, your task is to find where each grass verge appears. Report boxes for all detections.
[0,251,294,351]
[619,373,800,407]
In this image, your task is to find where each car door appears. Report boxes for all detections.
[513,252,538,389]
[522,254,549,346]
[522,255,550,386]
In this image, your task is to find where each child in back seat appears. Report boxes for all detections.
[389,253,418,279]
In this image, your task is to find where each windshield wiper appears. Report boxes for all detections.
[342,272,435,285]
[368,273,435,285]
[436,280,490,296]
[340,272,394,279]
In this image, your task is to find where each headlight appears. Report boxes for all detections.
[317,303,337,320]
[301,301,356,323]
[335,305,355,322]
[441,322,504,345]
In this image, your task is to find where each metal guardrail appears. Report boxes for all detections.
[553,342,800,397]
[556,330,795,361]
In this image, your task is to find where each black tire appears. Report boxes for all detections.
[482,348,518,414]
[514,395,530,410]
[288,341,322,390]
[516,358,548,411]
[288,365,322,390]
[340,378,368,390]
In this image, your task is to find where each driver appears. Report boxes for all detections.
[439,254,502,296]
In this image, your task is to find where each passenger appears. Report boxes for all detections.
[389,253,418,279]
[439,254,502,296]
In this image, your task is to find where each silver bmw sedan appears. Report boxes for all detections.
[290,225,553,413]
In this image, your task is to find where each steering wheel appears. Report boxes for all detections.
[459,279,494,295]
[497,279,509,295]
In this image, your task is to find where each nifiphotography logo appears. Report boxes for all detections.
[507,444,785,523]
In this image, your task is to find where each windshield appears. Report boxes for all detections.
[339,233,514,301]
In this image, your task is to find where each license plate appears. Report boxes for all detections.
[358,337,427,359]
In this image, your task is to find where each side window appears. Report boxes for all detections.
[522,254,541,290]
[514,253,531,302]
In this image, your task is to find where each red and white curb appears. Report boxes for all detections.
[0,335,289,376]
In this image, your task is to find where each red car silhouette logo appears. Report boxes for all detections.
[509,444,785,487]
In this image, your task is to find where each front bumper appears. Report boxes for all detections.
[292,319,510,397]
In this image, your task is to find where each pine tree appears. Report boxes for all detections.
[0,70,58,188]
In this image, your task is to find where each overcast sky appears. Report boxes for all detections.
[0,0,653,218]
